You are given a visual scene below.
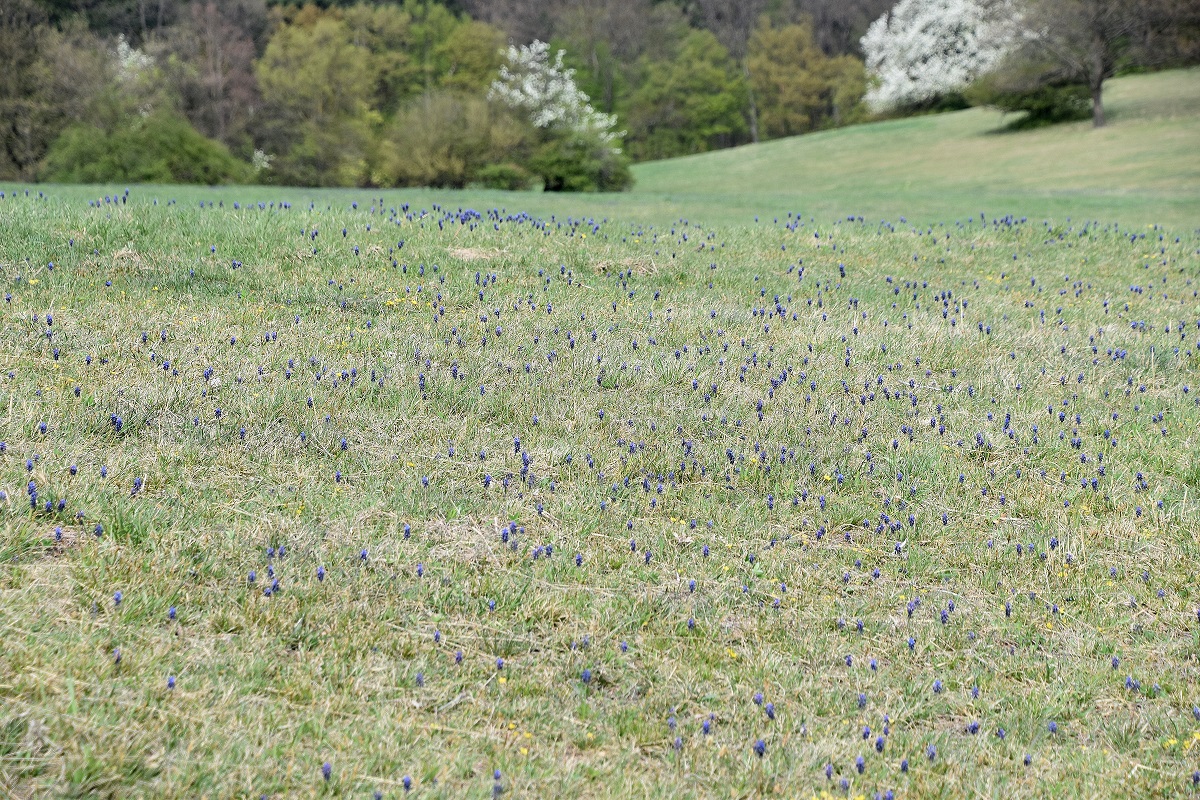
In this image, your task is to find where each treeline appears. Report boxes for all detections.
[1,0,894,189]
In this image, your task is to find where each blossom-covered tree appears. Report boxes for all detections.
[489,40,630,191]
[861,0,1017,112]
[489,40,622,151]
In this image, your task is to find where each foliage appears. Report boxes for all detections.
[339,2,505,115]
[861,0,1018,113]
[490,40,622,149]
[490,40,632,191]
[968,67,1092,128]
[40,110,252,183]
[254,15,377,186]
[625,29,749,160]
[374,91,530,188]
[747,18,868,138]
[472,161,534,190]
[527,129,633,191]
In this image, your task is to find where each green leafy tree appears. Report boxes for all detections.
[747,19,867,138]
[254,14,376,185]
[625,29,748,161]
[374,91,530,188]
[433,18,506,93]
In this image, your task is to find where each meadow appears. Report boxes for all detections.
[2,70,1200,799]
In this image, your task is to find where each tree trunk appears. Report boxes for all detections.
[1090,81,1105,128]
[1090,29,1106,128]
[743,62,759,143]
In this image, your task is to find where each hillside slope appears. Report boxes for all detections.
[631,69,1200,230]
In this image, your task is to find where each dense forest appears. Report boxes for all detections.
[1,0,898,188]
[2,0,1195,189]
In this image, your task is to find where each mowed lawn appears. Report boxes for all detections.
[1,71,1200,799]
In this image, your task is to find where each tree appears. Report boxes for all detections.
[860,0,1018,113]
[489,40,631,190]
[550,0,676,115]
[1011,0,1180,127]
[254,15,376,186]
[161,1,262,153]
[625,29,748,160]
[686,0,768,140]
[374,91,530,188]
[1,1,112,180]
[747,18,867,138]
[0,0,49,179]
[793,0,900,57]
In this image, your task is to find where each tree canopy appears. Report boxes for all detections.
[4,0,1195,185]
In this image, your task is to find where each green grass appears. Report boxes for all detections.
[1,71,1200,798]
[632,68,1200,231]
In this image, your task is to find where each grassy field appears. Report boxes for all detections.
[2,72,1200,799]
[633,68,1200,231]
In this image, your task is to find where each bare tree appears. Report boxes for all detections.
[793,0,896,56]
[0,0,47,178]
[553,0,684,112]
[458,0,559,43]
[162,1,262,150]
[1018,0,1184,127]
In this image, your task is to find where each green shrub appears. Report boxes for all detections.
[374,92,531,189]
[968,70,1092,130]
[529,132,633,193]
[473,163,534,190]
[991,84,1092,129]
[41,111,251,184]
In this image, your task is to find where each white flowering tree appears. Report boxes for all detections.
[490,41,624,147]
[861,0,1018,113]
[489,40,631,191]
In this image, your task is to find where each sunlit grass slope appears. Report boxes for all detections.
[632,69,1200,231]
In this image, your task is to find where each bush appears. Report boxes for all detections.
[529,132,633,193]
[976,83,1092,129]
[473,163,534,190]
[41,111,251,184]
[374,92,531,189]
